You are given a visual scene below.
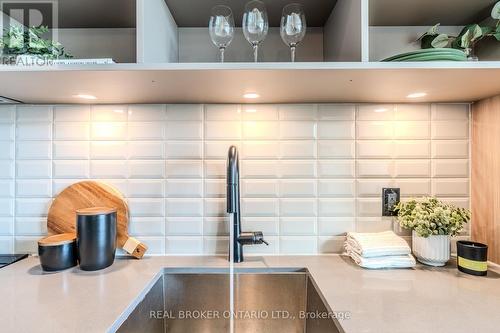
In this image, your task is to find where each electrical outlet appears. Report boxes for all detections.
[382,188,400,216]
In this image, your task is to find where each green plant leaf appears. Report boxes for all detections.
[492,1,500,19]
[421,34,438,49]
[495,32,500,41]
[417,23,441,41]
[431,34,450,48]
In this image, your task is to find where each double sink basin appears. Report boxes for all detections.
[117,268,341,333]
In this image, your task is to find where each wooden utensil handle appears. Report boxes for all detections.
[122,237,148,259]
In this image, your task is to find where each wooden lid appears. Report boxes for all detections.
[38,233,76,246]
[76,207,117,216]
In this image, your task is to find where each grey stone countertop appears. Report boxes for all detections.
[1,255,499,333]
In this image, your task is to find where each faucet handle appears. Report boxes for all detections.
[261,239,269,246]
[253,231,269,246]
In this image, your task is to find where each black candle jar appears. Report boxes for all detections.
[457,241,488,276]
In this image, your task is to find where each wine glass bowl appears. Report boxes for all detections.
[209,5,235,63]
[242,0,269,62]
[280,3,307,62]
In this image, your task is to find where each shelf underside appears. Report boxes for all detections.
[1,63,500,104]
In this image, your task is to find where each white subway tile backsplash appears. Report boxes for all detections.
[166,180,202,197]
[128,180,165,198]
[319,199,355,217]
[204,179,225,197]
[128,105,166,121]
[431,104,469,120]
[241,217,279,236]
[280,141,316,159]
[393,121,430,139]
[241,142,279,159]
[16,180,52,197]
[54,122,90,140]
[357,160,394,178]
[16,161,51,179]
[166,160,202,178]
[242,199,278,217]
[395,104,430,121]
[318,236,346,253]
[91,141,127,159]
[165,237,203,254]
[204,199,226,217]
[0,236,13,252]
[279,180,316,198]
[0,162,14,179]
[0,124,14,140]
[0,142,14,160]
[91,122,127,140]
[204,160,226,179]
[166,217,203,236]
[53,141,89,159]
[0,181,14,197]
[205,121,240,140]
[53,161,89,179]
[166,104,203,120]
[317,160,355,178]
[0,105,15,122]
[203,236,228,254]
[394,160,430,178]
[317,104,355,120]
[0,199,14,217]
[166,141,202,159]
[280,236,317,254]
[128,198,165,217]
[15,198,51,217]
[16,141,52,160]
[166,122,203,140]
[278,104,316,120]
[279,160,316,178]
[431,140,469,159]
[432,179,469,197]
[14,236,39,253]
[431,121,469,139]
[318,180,355,198]
[242,121,279,140]
[16,122,52,140]
[357,198,382,217]
[279,199,316,217]
[280,217,316,235]
[241,105,278,120]
[357,179,394,197]
[318,218,354,236]
[241,180,278,198]
[394,141,430,158]
[54,105,90,121]
[128,122,165,140]
[357,121,393,139]
[357,104,395,120]
[15,218,46,236]
[16,105,53,122]
[241,160,278,178]
[318,140,355,159]
[166,199,203,217]
[357,141,392,159]
[394,179,431,197]
[90,160,128,179]
[91,105,128,121]
[432,159,469,178]
[280,121,316,139]
[129,160,164,179]
[129,217,165,236]
[205,104,241,120]
[129,142,165,160]
[317,121,355,139]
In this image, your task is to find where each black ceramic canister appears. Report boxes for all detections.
[77,207,117,271]
[38,233,78,271]
[457,241,488,276]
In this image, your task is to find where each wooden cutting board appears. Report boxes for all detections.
[47,181,147,258]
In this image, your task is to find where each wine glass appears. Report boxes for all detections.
[242,0,268,62]
[280,3,307,62]
[209,5,235,63]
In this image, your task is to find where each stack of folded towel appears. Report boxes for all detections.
[344,231,416,269]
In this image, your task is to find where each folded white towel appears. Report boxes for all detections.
[345,231,411,258]
[347,250,416,269]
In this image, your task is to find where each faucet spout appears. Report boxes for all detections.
[227,146,268,263]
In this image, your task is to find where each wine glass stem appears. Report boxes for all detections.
[253,44,258,63]
[290,45,296,63]
[220,47,225,63]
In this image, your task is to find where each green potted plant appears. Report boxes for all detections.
[418,1,500,60]
[394,197,471,266]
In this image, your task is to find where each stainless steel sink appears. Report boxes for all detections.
[117,268,341,333]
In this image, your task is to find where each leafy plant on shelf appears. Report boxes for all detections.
[394,197,470,238]
[418,1,500,53]
[0,26,71,59]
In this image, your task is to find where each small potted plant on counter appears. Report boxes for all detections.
[394,197,471,266]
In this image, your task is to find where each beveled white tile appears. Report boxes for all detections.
[241,180,278,198]
[318,180,355,197]
[91,105,127,121]
[128,198,165,217]
[204,141,238,160]
[54,122,89,140]
[317,160,355,178]
[279,160,316,178]
[0,236,13,252]
[128,180,165,198]
[166,160,202,178]
[54,105,90,121]
[0,105,15,122]
[166,104,203,120]
[91,122,127,140]
[16,141,51,159]
[280,217,316,235]
[203,236,228,254]
[318,199,355,217]
[16,180,51,197]
[357,141,393,159]
[318,140,355,159]
[356,217,394,233]
[317,104,355,120]
[394,179,431,197]
[14,236,39,253]
[129,160,164,179]
[280,141,316,159]
[241,217,279,236]
[241,199,278,217]
[129,217,165,236]
[166,141,202,159]
[357,121,393,139]
[394,141,430,158]
[53,160,89,179]
[431,121,468,139]
[318,218,355,236]
[165,237,202,254]
[166,180,202,197]
[278,104,316,120]
[318,236,345,253]
[0,124,14,140]
[279,121,316,139]
[166,122,203,140]
[90,160,128,179]
[357,179,394,197]
[438,198,470,209]
[279,180,316,198]
[431,140,469,159]
[166,217,203,236]
[128,142,164,160]
[204,179,225,198]
[395,104,430,121]
[0,180,14,197]
[0,161,14,179]
[394,121,430,139]
[357,160,394,178]
[16,122,52,140]
[16,161,51,179]
[90,141,127,159]
[317,121,354,139]
[0,142,14,160]
[357,198,382,217]
[100,179,128,196]
[16,105,52,122]
[15,198,51,217]
[432,179,469,197]
[279,236,317,254]
[166,198,203,217]
[357,104,395,120]
[204,198,226,217]
[242,121,278,139]
[241,105,278,120]
[52,179,81,196]
[394,160,430,178]
[0,199,14,217]
[204,160,226,179]
[128,105,166,121]
[241,160,278,179]
[205,121,241,140]
[128,122,165,140]
[432,104,469,120]
[241,141,279,159]
[432,159,469,178]
[53,141,89,159]
[205,104,241,120]
[14,218,46,235]
[280,199,317,217]
[132,237,164,254]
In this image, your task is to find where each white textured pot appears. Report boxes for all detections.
[412,231,450,266]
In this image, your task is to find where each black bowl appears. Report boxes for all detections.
[38,233,77,271]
